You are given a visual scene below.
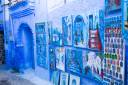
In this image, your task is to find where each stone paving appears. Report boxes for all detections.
[0,71,35,85]
[0,65,52,85]
[0,65,101,85]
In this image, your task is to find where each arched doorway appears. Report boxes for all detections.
[16,23,35,70]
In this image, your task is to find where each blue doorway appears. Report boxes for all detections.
[16,23,35,70]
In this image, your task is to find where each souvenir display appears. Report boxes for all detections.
[103,0,128,84]
[66,48,82,74]
[48,21,52,44]
[35,23,46,34]
[99,10,105,50]
[49,46,56,70]
[35,1,128,84]
[69,74,80,85]
[36,34,46,45]
[89,15,93,30]
[82,51,103,80]
[51,71,60,85]
[125,45,128,85]
[62,16,73,46]
[124,1,128,40]
[48,21,63,46]
[55,47,65,71]
[65,48,72,71]
[89,14,102,50]
[60,72,69,85]
[36,45,47,68]
[35,23,46,45]
[124,1,128,30]
[48,25,63,46]
[49,11,105,84]
[36,23,47,69]
[105,0,121,15]
[73,15,89,48]
[124,1,128,85]
[93,11,99,30]
[103,16,124,84]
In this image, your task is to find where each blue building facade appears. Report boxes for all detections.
[1,0,128,85]
[3,0,35,71]
[3,0,50,80]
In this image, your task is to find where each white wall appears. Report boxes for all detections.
[47,0,64,12]
[35,0,50,81]
[35,0,48,22]
[48,0,104,29]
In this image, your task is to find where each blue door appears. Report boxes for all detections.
[23,28,34,69]
[16,24,35,70]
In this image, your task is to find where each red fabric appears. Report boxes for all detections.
[115,0,120,6]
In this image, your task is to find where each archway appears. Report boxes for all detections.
[16,23,35,70]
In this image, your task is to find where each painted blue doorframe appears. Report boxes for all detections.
[15,23,35,71]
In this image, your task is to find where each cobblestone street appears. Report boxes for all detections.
[0,71,35,85]
[0,65,52,85]
[0,65,102,85]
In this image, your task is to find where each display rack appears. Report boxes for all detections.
[47,9,105,85]
[103,0,128,85]
[36,23,48,69]
[123,0,128,85]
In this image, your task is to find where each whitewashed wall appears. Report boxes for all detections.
[35,0,50,81]
[48,0,104,29]
[35,0,48,22]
